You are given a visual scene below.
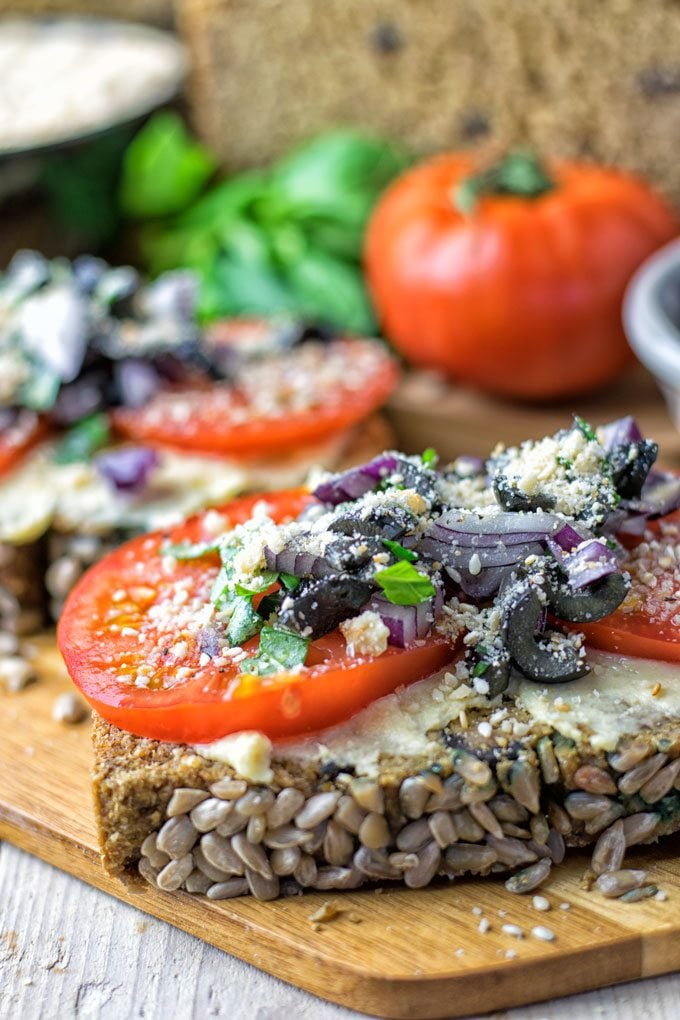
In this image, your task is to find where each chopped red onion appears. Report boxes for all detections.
[428,509,559,547]
[558,539,620,590]
[116,359,163,408]
[95,446,160,492]
[264,545,335,579]
[313,454,400,505]
[599,416,643,453]
[367,586,442,648]
[626,470,680,518]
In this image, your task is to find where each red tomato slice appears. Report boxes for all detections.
[579,510,680,661]
[0,412,49,477]
[111,339,398,456]
[58,489,456,744]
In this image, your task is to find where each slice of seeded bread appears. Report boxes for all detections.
[92,663,680,901]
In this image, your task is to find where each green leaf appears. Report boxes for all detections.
[234,572,278,596]
[472,660,489,677]
[454,151,555,216]
[241,625,309,676]
[285,250,376,333]
[280,573,300,591]
[375,561,435,605]
[210,565,234,605]
[163,540,220,560]
[226,596,263,645]
[574,415,598,443]
[382,539,418,563]
[119,112,216,219]
[53,413,110,464]
[421,447,438,468]
[19,368,61,411]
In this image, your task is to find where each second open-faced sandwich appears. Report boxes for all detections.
[57,415,680,901]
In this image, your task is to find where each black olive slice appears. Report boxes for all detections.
[548,573,628,623]
[502,582,589,684]
[277,576,374,639]
[492,473,556,514]
[608,440,658,499]
[329,507,413,540]
[323,535,381,573]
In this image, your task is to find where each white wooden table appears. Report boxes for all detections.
[1,843,678,1020]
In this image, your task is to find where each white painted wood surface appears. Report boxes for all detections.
[1,842,679,1020]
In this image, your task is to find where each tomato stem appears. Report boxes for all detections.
[455,151,555,214]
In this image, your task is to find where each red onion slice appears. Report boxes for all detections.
[95,446,160,492]
[313,454,400,504]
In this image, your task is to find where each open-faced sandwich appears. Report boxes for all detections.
[0,251,396,637]
[58,416,680,901]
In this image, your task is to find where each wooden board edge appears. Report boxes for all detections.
[0,810,659,1020]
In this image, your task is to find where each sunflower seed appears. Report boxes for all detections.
[501,823,532,840]
[428,811,459,848]
[209,778,248,800]
[620,885,658,903]
[350,778,385,814]
[270,846,301,876]
[531,925,555,942]
[200,832,244,875]
[193,844,232,883]
[353,846,400,880]
[527,840,552,861]
[508,760,541,815]
[404,841,441,889]
[246,869,280,901]
[235,787,276,817]
[388,851,419,870]
[140,832,170,869]
[564,792,613,821]
[304,822,328,854]
[167,788,210,817]
[190,797,234,833]
[396,818,432,852]
[501,924,524,938]
[231,831,273,878]
[324,819,355,865]
[454,751,493,787]
[453,809,485,843]
[445,843,498,874]
[157,853,194,891]
[595,869,648,898]
[314,867,364,891]
[266,788,306,828]
[591,820,626,876]
[334,795,367,834]
[529,814,550,846]
[247,814,267,844]
[469,802,504,839]
[536,738,560,785]
[358,812,390,849]
[490,796,529,824]
[264,824,314,850]
[573,765,618,795]
[399,776,431,819]
[216,812,248,837]
[206,877,249,900]
[293,853,318,887]
[156,815,198,858]
[639,759,680,804]
[137,857,158,886]
[546,829,566,865]
[584,802,625,836]
[547,802,572,835]
[184,870,213,895]
[622,812,660,847]
[460,779,497,805]
[426,775,465,812]
[505,857,552,894]
[486,835,538,868]
[295,791,341,830]
[532,895,551,911]
[608,739,653,773]
[618,753,668,796]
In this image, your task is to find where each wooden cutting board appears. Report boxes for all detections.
[1,637,680,1020]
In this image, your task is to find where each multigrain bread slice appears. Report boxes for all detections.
[93,649,680,900]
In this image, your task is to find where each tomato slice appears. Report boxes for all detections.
[0,412,49,477]
[58,489,456,744]
[578,510,680,661]
[111,339,398,456]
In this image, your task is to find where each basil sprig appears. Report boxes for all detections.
[240,625,309,676]
[375,560,435,605]
[382,539,418,563]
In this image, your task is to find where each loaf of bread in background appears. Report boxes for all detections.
[0,0,172,26]
[178,0,680,200]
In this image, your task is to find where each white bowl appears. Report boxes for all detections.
[624,236,680,429]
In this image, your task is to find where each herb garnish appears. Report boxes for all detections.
[54,413,110,464]
[574,415,597,443]
[421,447,438,468]
[375,560,435,605]
[382,539,418,563]
[240,626,310,676]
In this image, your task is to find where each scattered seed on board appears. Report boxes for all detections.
[531,925,556,942]
[532,895,551,912]
[478,918,491,934]
[505,858,551,894]
[501,924,524,939]
[595,869,648,898]
[559,902,571,911]
[619,885,658,903]
[52,691,88,724]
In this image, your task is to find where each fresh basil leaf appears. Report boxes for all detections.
[574,415,597,443]
[234,571,278,596]
[210,565,234,605]
[280,573,301,591]
[421,447,438,468]
[120,112,216,219]
[256,591,283,621]
[226,596,263,645]
[382,539,418,563]
[472,660,489,677]
[53,413,110,464]
[241,625,309,676]
[163,540,220,560]
[285,250,376,334]
[375,560,435,605]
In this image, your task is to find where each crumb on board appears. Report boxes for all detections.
[308,900,342,925]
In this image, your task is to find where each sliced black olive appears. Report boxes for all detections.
[465,649,511,697]
[277,576,374,639]
[501,580,589,684]
[608,440,658,499]
[390,458,439,505]
[329,506,413,541]
[323,535,381,572]
[492,472,556,514]
[548,573,628,623]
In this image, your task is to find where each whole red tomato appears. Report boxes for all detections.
[364,152,678,400]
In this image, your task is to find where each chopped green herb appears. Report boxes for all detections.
[226,596,263,645]
[382,539,418,563]
[163,540,219,560]
[421,447,438,468]
[53,413,111,464]
[574,415,597,443]
[256,591,283,621]
[280,573,301,591]
[241,625,309,676]
[375,560,435,605]
[556,455,573,470]
[606,539,619,551]
[472,660,489,677]
[210,565,234,605]
[234,572,278,596]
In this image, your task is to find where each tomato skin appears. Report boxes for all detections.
[58,489,457,744]
[365,154,678,400]
[0,413,49,477]
[111,338,398,456]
